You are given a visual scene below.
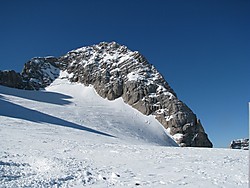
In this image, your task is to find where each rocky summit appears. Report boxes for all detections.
[0,41,212,147]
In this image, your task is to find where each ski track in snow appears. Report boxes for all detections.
[0,73,248,188]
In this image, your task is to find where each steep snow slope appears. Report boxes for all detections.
[46,72,177,146]
[1,71,176,146]
[0,72,248,187]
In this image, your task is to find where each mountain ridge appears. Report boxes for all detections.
[0,41,212,147]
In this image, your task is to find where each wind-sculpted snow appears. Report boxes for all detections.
[0,77,248,187]
[0,145,248,188]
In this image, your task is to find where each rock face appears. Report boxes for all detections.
[0,41,212,147]
[0,57,60,90]
[0,70,24,89]
[230,138,249,150]
[21,57,60,90]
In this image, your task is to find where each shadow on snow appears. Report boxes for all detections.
[0,85,72,105]
[0,86,114,138]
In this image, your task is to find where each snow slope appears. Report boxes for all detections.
[0,72,248,187]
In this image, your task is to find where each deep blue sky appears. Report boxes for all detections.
[0,0,249,148]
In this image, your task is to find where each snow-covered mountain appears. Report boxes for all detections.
[0,42,212,147]
[0,75,248,187]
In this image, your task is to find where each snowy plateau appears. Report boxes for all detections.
[0,71,249,188]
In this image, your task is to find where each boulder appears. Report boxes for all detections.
[230,138,249,150]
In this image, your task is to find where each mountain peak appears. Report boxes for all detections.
[0,41,212,147]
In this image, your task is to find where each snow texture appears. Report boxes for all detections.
[0,72,248,187]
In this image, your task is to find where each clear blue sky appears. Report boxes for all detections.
[0,0,249,148]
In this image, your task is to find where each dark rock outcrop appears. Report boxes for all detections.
[21,57,60,90]
[0,70,24,89]
[0,57,60,90]
[230,138,249,150]
[0,41,213,147]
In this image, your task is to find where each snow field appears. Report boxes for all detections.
[0,126,248,187]
[0,73,248,187]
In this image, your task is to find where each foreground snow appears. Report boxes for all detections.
[0,74,248,187]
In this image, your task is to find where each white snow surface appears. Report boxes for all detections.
[0,72,248,187]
